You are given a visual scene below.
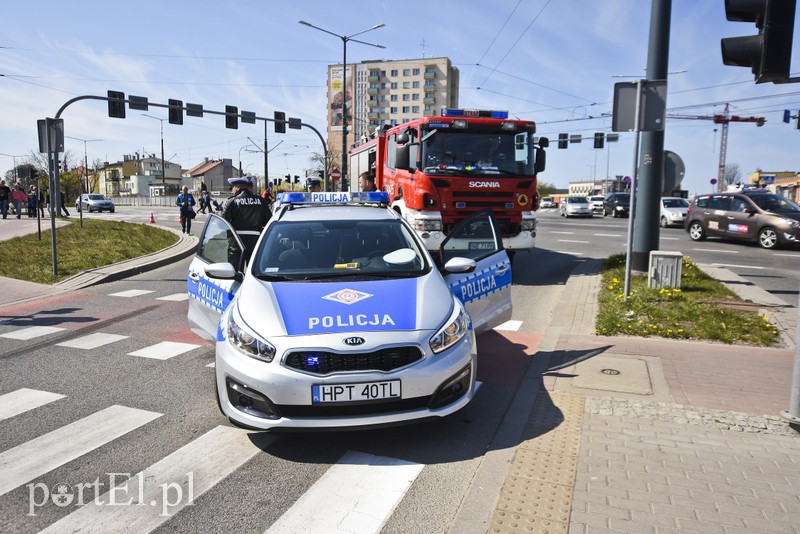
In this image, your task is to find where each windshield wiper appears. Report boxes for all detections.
[255,273,297,281]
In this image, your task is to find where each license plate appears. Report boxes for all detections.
[468,241,495,251]
[312,380,401,404]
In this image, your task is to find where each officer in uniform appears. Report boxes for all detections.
[222,176,270,267]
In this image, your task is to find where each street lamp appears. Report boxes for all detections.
[65,136,102,194]
[299,20,385,191]
[142,114,167,185]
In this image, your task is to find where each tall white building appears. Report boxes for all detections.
[326,57,459,169]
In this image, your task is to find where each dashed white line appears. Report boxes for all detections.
[0,389,65,422]
[558,239,589,244]
[156,293,190,302]
[0,326,65,340]
[57,333,129,349]
[128,341,201,360]
[710,263,765,270]
[692,248,739,254]
[109,289,155,298]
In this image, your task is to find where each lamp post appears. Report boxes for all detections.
[142,114,167,186]
[299,20,385,191]
[65,136,102,194]
[0,153,26,184]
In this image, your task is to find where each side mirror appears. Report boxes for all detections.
[535,146,546,173]
[443,256,477,274]
[205,262,239,280]
[538,136,549,148]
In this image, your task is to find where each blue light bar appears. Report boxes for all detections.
[278,191,390,205]
[441,108,509,119]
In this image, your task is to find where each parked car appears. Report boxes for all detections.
[685,190,800,249]
[660,197,690,227]
[588,195,605,215]
[76,194,115,213]
[559,195,592,218]
[603,192,630,217]
[540,196,555,209]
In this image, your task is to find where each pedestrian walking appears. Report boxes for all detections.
[10,183,28,219]
[176,186,196,234]
[222,176,270,266]
[199,190,213,214]
[0,180,10,219]
[58,190,70,217]
[27,186,37,218]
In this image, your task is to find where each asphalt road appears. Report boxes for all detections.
[535,208,800,307]
[0,249,558,533]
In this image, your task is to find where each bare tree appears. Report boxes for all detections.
[724,162,743,186]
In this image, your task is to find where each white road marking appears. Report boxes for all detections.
[558,239,589,244]
[774,253,799,257]
[0,388,65,422]
[0,326,65,340]
[206,362,215,368]
[692,248,739,254]
[156,293,190,302]
[266,450,423,534]
[710,263,765,270]
[495,320,523,331]
[109,289,155,298]
[0,405,162,496]
[128,341,200,360]
[555,251,584,255]
[41,426,265,534]
[57,333,129,350]
[660,236,680,240]
[550,231,574,235]
[594,233,621,237]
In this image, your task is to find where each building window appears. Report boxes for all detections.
[413,68,420,75]
[391,119,398,126]
[390,107,398,114]
[380,70,386,77]
[402,106,410,113]
[390,69,398,76]
[403,68,411,76]
[412,106,420,113]
[412,81,420,88]
[390,82,397,89]
[390,94,398,102]
[402,94,410,101]
[412,94,420,101]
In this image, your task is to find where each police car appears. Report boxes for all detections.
[187,191,512,430]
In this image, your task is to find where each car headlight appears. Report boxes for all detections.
[780,217,800,229]
[226,304,276,362]
[430,298,469,354]
[521,218,536,230]
[616,206,624,211]
[414,219,442,232]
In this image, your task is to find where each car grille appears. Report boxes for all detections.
[283,346,424,375]
[276,396,432,418]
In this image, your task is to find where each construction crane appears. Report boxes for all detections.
[666,103,765,192]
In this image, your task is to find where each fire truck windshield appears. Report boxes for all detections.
[421,129,535,177]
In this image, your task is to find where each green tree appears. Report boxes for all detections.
[537,181,557,197]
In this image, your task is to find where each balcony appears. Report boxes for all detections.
[368,98,379,107]
[424,71,436,80]
[423,83,436,93]
[368,74,380,82]
[423,96,435,105]
[367,87,380,96]
[368,112,381,120]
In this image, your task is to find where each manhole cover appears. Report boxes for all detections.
[601,368,621,375]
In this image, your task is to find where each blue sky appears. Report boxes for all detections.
[1,0,798,196]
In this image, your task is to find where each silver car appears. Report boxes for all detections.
[76,194,115,213]
[660,197,689,227]
[187,192,512,430]
[559,195,593,218]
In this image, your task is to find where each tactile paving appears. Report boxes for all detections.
[489,393,584,533]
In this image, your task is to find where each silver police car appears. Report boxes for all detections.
[187,192,512,430]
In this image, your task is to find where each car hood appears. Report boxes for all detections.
[663,207,688,214]
[236,272,454,337]
[567,203,590,208]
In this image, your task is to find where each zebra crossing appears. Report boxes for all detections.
[0,385,429,533]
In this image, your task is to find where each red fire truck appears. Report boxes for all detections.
[348,109,548,257]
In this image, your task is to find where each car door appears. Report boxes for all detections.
[722,196,758,241]
[187,215,245,341]
[703,195,732,237]
[440,209,512,334]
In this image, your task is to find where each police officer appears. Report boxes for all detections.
[222,176,270,266]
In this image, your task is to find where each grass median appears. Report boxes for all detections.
[596,254,781,347]
[0,219,178,284]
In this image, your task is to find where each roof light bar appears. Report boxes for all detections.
[278,191,390,205]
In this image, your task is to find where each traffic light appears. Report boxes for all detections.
[225,105,238,129]
[594,132,604,149]
[107,90,126,118]
[721,0,797,83]
[274,111,286,133]
[288,117,302,130]
[168,99,183,125]
[558,133,568,149]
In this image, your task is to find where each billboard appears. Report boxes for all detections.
[329,65,353,132]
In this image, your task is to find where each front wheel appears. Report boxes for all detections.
[758,227,779,249]
[688,221,706,241]
[660,216,669,228]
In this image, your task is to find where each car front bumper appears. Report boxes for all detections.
[215,329,477,430]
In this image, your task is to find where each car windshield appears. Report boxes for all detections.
[662,198,688,208]
[749,194,800,214]
[88,195,106,200]
[421,128,536,177]
[613,194,631,204]
[252,219,429,280]
[569,196,588,203]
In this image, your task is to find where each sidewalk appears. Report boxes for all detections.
[473,260,800,534]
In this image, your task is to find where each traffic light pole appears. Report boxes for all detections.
[631,0,672,272]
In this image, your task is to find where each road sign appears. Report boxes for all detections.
[330,169,341,181]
